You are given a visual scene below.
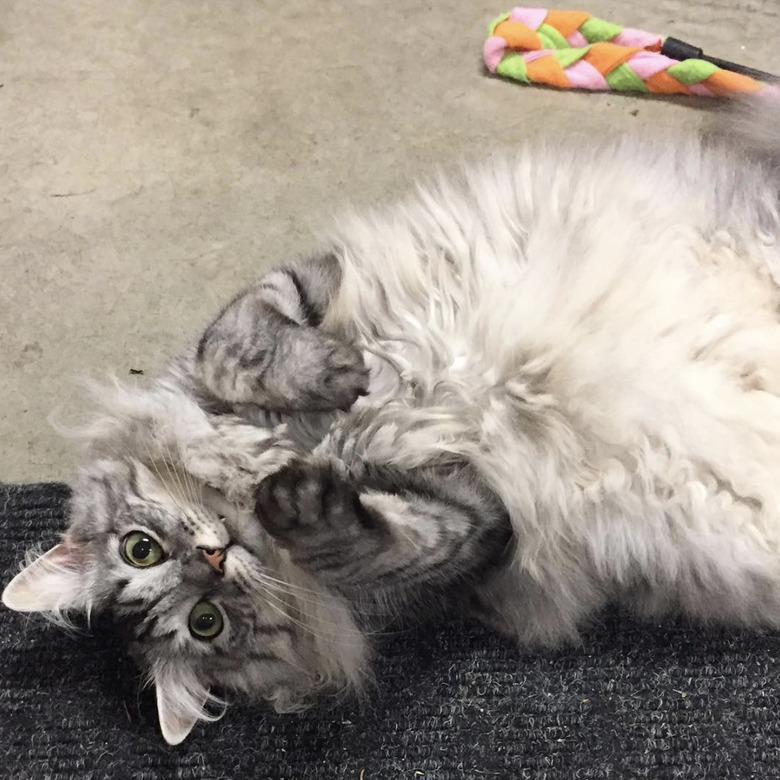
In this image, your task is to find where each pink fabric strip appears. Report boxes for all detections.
[522,49,552,63]
[563,59,610,90]
[567,30,588,47]
[613,28,662,49]
[688,83,715,97]
[483,36,508,72]
[627,51,677,80]
[510,6,548,30]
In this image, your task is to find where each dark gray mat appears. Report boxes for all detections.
[2,482,780,779]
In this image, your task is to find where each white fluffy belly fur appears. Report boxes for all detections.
[323,131,780,643]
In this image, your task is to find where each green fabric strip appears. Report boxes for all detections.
[604,63,650,92]
[537,23,570,50]
[666,59,718,85]
[554,47,589,69]
[496,52,530,82]
[579,16,623,43]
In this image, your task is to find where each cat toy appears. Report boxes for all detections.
[484,8,780,97]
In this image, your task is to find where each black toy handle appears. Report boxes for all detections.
[661,36,779,83]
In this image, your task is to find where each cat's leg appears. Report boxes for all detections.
[254,460,512,600]
[196,252,369,412]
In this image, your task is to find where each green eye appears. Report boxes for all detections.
[121,532,164,568]
[188,601,224,640]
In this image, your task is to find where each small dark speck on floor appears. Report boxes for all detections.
[630,109,639,117]
[128,368,144,375]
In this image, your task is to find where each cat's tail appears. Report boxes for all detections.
[709,94,780,162]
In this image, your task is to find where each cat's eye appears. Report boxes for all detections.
[121,532,164,568]
[188,600,224,640]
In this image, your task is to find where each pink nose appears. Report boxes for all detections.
[201,547,226,574]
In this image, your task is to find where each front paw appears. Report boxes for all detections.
[279,330,370,412]
[181,418,300,506]
[254,462,376,545]
[197,311,368,413]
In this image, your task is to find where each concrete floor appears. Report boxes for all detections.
[2,0,778,482]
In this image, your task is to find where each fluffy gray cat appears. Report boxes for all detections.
[4,99,780,744]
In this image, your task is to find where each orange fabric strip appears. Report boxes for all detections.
[526,55,570,88]
[582,42,641,75]
[644,71,690,95]
[493,20,543,51]
[543,10,592,38]
[703,69,764,95]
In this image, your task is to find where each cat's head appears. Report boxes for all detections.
[2,456,369,744]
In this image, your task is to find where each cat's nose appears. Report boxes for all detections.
[199,547,226,574]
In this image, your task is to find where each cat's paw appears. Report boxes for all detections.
[200,325,369,413]
[254,462,377,545]
[277,329,370,412]
[180,417,300,507]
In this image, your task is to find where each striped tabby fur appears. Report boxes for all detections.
[4,99,780,744]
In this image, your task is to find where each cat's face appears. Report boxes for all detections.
[2,457,368,744]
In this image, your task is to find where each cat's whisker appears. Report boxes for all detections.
[139,435,187,516]
[142,443,208,538]
[159,440,193,508]
[254,572,391,637]
[253,569,390,618]
[250,575,347,634]
[255,569,350,602]
[167,436,203,510]
[250,572,381,641]
[175,439,203,509]
[257,585,351,645]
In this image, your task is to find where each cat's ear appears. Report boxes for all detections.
[2,541,89,613]
[154,664,215,745]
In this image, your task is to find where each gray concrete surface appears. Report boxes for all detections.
[2,0,778,482]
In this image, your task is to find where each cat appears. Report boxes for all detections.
[4,98,780,745]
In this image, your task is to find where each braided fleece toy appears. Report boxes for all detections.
[484,8,779,97]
